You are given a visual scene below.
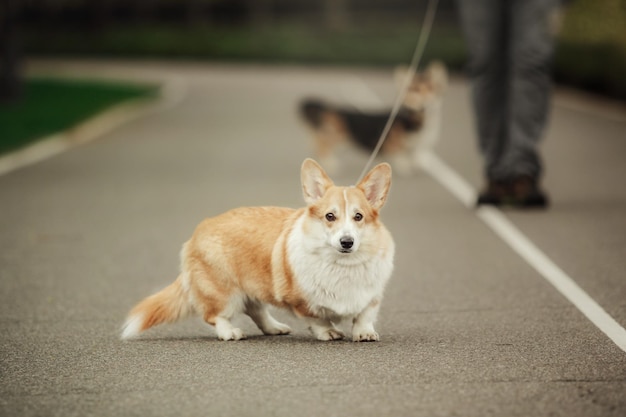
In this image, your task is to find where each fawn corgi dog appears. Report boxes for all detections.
[299,61,448,176]
[121,159,394,342]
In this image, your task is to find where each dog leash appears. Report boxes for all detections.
[357,0,440,183]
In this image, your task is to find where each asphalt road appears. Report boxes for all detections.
[1,61,625,417]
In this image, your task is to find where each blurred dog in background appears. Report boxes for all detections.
[299,61,448,176]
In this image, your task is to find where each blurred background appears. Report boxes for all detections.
[2,0,626,101]
[1,0,625,154]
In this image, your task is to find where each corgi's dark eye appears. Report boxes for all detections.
[325,213,336,222]
[354,213,363,222]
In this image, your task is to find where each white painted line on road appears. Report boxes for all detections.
[419,152,626,353]
[0,77,188,177]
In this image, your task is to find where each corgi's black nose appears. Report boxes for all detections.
[340,236,354,249]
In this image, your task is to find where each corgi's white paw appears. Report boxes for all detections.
[263,322,292,336]
[314,328,345,341]
[218,327,246,341]
[215,318,246,341]
[308,317,345,341]
[352,322,380,342]
[352,330,379,342]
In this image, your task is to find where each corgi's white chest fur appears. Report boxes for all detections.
[286,214,394,318]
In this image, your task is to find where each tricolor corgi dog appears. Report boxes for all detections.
[299,61,448,176]
[121,159,394,342]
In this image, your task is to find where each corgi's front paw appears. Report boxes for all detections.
[217,327,247,341]
[316,328,345,341]
[352,330,379,342]
[215,317,247,341]
[352,323,380,342]
[308,318,345,341]
[263,322,292,336]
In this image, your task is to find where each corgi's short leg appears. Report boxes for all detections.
[199,291,247,341]
[214,317,246,341]
[186,261,248,341]
[245,301,291,336]
[306,317,345,341]
[352,300,381,342]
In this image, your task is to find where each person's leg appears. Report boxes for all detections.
[493,0,559,183]
[456,0,508,180]
[487,0,560,207]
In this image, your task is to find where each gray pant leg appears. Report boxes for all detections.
[500,0,559,180]
[457,0,558,181]
[456,0,508,178]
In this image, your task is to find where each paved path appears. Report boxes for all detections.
[1,60,625,416]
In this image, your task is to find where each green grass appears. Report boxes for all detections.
[0,78,157,155]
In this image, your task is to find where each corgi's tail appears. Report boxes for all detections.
[299,98,328,128]
[121,275,193,340]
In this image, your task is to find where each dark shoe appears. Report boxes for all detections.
[476,176,549,209]
[476,180,510,206]
[509,176,549,208]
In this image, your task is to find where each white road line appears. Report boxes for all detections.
[0,76,187,177]
[419,152,626,353]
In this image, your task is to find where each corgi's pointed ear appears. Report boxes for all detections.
[301,158,334,205]
[357,163,392,210]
